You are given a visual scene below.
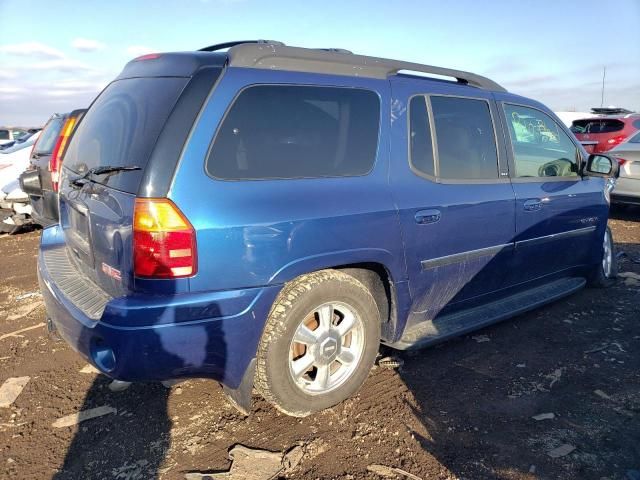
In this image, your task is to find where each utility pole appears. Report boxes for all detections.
[600,66,606,107]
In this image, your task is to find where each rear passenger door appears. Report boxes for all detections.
[389,79,516,324]
[498,101,607,284]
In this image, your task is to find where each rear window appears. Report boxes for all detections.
[570,119,624,134]
[207,85,380,180]
[33,117,65,155]
[63,77,188,193]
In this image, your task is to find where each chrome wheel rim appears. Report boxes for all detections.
[288,302,365,395]
[602,230,613,278]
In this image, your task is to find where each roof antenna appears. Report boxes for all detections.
[600,66,606,108]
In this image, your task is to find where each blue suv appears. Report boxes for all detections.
[38,41,619,416]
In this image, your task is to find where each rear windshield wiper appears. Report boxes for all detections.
[71,165,141,188]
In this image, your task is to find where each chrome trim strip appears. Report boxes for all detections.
[421,243,513,270]
[515,226,597,248]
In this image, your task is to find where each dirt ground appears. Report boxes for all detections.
[0,209,638,480]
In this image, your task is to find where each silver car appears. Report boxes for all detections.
[610,131,640,206]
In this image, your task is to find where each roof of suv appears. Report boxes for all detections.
[117,40,507,93]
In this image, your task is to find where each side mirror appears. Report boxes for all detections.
[584,154,620,178]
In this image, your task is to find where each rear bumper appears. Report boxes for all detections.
[38,225,281,388]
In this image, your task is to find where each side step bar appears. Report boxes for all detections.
[389,277,586,350]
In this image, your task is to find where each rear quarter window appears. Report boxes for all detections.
[206,85,380,180]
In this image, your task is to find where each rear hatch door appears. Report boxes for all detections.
[59,76,190,297]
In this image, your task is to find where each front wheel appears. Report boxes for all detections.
[588,226,617,288]
[255,270,380,417]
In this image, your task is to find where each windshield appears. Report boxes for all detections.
[63,77,188,193]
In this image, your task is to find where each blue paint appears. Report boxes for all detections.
[38,55,610,391]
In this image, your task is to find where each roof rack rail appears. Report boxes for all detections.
[199,40,284,52]
[227,43,506,92]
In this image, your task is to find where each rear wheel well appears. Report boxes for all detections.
[334,263,396,342]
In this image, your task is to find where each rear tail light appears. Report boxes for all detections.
[48,116,78,192]
[133,198,197,278]
[616,157,628,167]
[607,135,626,146]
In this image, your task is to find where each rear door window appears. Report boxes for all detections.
[63,77,188,193]
[207,85,380,180]
[430,96,498,180]
[34,117,65,155]
[504,104,578,178]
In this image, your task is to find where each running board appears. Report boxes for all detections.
[389,277,586,350]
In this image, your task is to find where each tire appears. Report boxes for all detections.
[588,226,617,288]
[255,270,381,417]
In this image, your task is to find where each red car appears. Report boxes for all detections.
[571,109,640,154]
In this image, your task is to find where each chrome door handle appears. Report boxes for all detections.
[523,199,542,211]
[415,209,441,224]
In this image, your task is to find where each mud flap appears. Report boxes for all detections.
[223,358,255,415]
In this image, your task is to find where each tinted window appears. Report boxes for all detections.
[0,130,9,140]
[34,116,65,155]
[504,104,578,178]
[629,131,640,144]
[633,119,640,130]
[64,77,188,193]
[409,96,435,176]
[207,85,380,180]
[431,96,498,180]
[570,119,624,134]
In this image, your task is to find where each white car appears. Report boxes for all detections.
[0,128,29,146]
[0,131,40,233]
[609,131,640,206]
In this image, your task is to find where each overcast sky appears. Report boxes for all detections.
[1,0,639,126]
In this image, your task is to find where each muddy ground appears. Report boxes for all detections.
[0,209,638,480]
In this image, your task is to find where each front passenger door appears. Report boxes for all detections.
[500,102,607,284]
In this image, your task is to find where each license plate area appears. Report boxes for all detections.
[65,201,95,268]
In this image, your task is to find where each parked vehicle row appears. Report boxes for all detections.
[0,110,85,233]
[37,41,620,417]
[20,109,86,226]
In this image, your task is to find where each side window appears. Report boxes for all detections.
[504,104,578,178]
[629,131,640,144]
[431,96,499,180]
[0,130,9,140]
[409,96,434,177]
[207,85,380,180]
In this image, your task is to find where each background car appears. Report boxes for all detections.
[570,108,640,154]
[609,130,640,206]
[0,131,41,233]
[0,127,30,147]
[19,109,85,226]
[0,130,40,154]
